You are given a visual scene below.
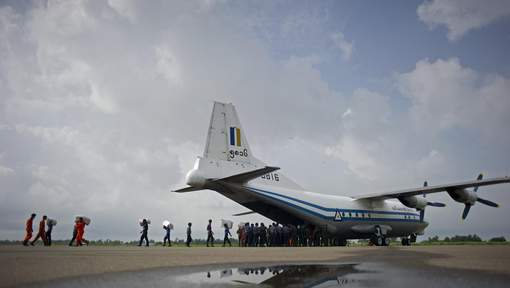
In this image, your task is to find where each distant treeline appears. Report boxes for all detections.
[422,234,506,243]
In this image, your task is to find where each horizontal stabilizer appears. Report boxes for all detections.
[172,186,205,193]
[218,166,280,183]
[232,211,256,216]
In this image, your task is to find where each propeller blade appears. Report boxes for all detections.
[427,202,446,207]
[476,197,499,208]
[474,173,483,192]
[462,204,472,220]
[420,209,425,222]
[423,181,428,198]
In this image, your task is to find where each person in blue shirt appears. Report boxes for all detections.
[163,224,171,246]
[223,223,232,247]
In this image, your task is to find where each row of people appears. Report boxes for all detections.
[23,214,329,247]
[22,214,56,246]
[139,219,233,247]
[22,213,89,247]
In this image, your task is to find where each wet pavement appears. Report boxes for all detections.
[21,261,510,288]
[4,246,510,287]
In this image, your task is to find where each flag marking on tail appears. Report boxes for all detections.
[229,127,241,147]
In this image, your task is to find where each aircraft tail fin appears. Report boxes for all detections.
[179,101,304,191]
[203,102,259,165]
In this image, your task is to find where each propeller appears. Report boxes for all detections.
[423,181,446,208]
[462,173,499,220]
[419,181,446,221]
[476,197,499,207]
[473,173,483,192]
[462,204,471,220]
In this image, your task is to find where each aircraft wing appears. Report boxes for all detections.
[355,176,510,200]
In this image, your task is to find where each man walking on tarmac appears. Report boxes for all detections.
[22,213,36,246]
[69,218,78,246]
[46,219,55,246]
[206,219,214,247]
[186,222,192,247]
[30,215,47,246]
[163,223,171,247]
[138,219,149,247]
[223,223,232,247]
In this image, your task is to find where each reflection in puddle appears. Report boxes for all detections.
[23,260,510,288]
[175,264,364,287]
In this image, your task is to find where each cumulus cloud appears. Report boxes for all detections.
[0,165,14,176]
[108,0,138,22]
[324,59,510,196]
[397,58,510,143]
[418,0,510,41]
[331,32,354,61]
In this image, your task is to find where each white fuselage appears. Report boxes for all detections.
[190,157,428,239]
[220,182,427,238]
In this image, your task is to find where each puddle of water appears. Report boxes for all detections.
[26,263,371,288]
[174,264,366,287]
[22,261,510,288]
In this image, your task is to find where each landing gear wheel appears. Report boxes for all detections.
[410,234,417,243]
[372,226,384,246]
[383,237,390,246]
[401,238,409,246]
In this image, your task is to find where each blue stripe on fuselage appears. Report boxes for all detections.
[246,187,421,223]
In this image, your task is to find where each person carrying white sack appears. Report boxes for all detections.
[163,220,173,247]
[45,219,57,246]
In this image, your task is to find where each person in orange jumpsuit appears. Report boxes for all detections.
[30,215,47,246]
[22,213,36,246]
[75,217,88,246]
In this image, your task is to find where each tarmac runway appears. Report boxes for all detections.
[1,245,509,287]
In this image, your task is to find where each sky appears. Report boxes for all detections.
[1,0,510,242]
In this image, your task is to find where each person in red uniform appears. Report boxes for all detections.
[30,215,47,246]
[76,217,85,246]
[22,213,36,246]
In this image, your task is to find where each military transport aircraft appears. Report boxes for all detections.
[174,102,510,246]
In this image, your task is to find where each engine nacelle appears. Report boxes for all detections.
[398,196,428,210]
[447,189,477,205]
